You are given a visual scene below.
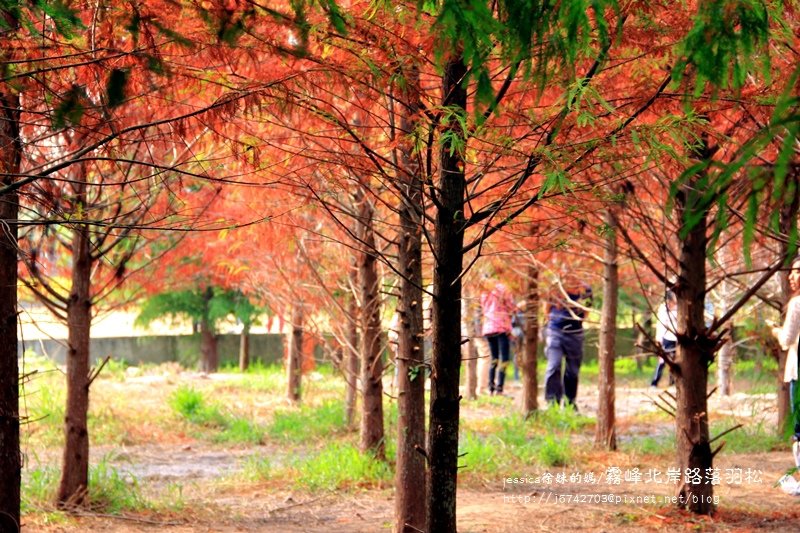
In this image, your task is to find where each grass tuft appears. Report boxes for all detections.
[291,443,392,491]
[89,456,148,513]
[538,435,571,467]
[22,457,149,514]
[170,385,264,443]
[240,456,272,481]
[267,401,347,442]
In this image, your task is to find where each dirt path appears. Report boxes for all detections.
[23,442,800,532]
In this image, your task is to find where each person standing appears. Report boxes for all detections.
[480,275,516,395]
[544,279,592,408]
[771,257,800,467]
[650,290,678,388]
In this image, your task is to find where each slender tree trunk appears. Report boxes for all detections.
[287,303,304,403]
[427,55,467,533]
[358,198,385,458]
[674,164,714,514]
[394,62,426,533]
[716,277,734,396]
[635,307,653,371]
[199,317,218,373]
[464,294,484,399]
[0,38,21,527]
[345,266,359,428]
[595,209,618,450]
[522,265,540,414]
[238,323,251,372]
[464,306,478,401]
[199,288,218,373]
[57,168,92,508]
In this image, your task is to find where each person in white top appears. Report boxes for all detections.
[650,290,678,388]
[771,257,800,466]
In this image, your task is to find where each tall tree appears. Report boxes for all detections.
[357,192,385,458]
[426,52,468,533]
[595,208,618,450]
[0,4,22,526]
[392,61,427,533]
[522,264,540,415]
[286,302,305,402]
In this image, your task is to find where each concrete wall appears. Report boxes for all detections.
[19,328,642,367]
[20,333,288,367]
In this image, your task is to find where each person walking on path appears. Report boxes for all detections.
[480,275,516,395]
[651,290,678,388]
[544,279,592,409]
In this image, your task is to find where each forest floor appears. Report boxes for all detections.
[18,359,800,532]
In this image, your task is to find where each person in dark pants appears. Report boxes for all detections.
[480,274,516,395]
[544,280,592,409]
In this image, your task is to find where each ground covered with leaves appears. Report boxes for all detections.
[19,355,800,531]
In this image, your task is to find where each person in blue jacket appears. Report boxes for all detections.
[544,279,592,409]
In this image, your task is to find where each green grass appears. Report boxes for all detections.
[578,356,657,384]
[744,382,776,395]
[23,381,65,447]
[458,431,573,474]
[21,466,59,512]
[472,394,517,408]
[458,432,505,474]
[169,385,264,444]
[710,418,785,453]
[733,358,779,375]
[170,386,225,426]
[214,417,265,444]
[239,456,273,481]
[22,457,149,514]
[290,442,392,491]
[619,434,676,456]
[89,457,148,513]
[538,435,571,467]
[97,358,130,382]
[528,403,594,432]
[218,362,345,397]
[458,414,575,475]
[267,401,347,443]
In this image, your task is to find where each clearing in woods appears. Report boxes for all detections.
[18,358,800,532]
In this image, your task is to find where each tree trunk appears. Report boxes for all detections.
[345,266,359,428]
[199,317,219,373]
[522,265,540,414]
[57,168,92,508]
[0,44,21,528]
[716,246,737,396]
[464,310,478,401]
[594,209,618,450]
[674,166,714,514]
[635,307,653,371]
[287,303,304,403]
[238,323,251,372]
[427,55,467,533]
[464,294,485,399]
[358,197,385,458]
[716,335,733,395]
[394,62,426,533]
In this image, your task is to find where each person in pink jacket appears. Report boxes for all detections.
[480,275,517,395]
